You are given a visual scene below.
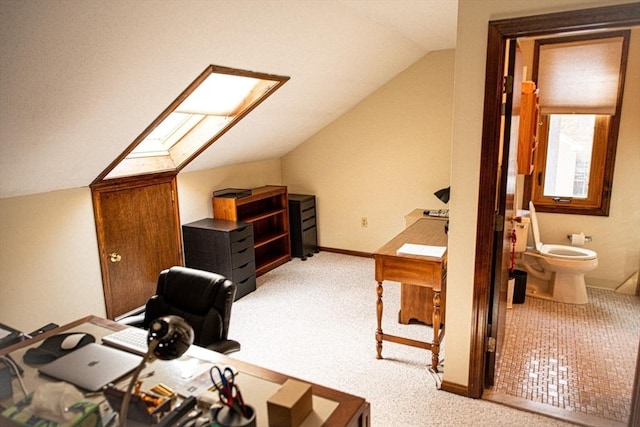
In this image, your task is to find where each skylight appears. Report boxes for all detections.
[95,65,289,182]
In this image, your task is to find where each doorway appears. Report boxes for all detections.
[468,3,640,425]
[91,173,183,319]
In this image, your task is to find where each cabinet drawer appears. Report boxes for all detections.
[231,246,254,269]
[232,260,255,282]
[235,274,256,300]
[229,225,252,243]
[302,216,316,229]
[231,235,253,254]
[301,207,315,221]
[299,198,315,210]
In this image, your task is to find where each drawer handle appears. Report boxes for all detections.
[238,262,250,269]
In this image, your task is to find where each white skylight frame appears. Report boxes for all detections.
[95,65,289,182]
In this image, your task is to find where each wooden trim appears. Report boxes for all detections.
[90,170,178,191]
[318,247,373,258]
[92,65,289,185]
[475,2,640,404]
[468,21,506,400]
[526,30,630,216]
[440,380,471,397]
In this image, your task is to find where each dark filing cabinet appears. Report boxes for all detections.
[182,218,256,300]
[288,194,318,260]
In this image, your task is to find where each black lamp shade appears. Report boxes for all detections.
[434,187,450,204]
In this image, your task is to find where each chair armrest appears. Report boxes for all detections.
[206,339,241,355]
[117,314,145,328]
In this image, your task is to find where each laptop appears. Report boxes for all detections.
[38,343,142,391]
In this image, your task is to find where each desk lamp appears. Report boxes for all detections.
[434,187,450,233]
[434,186,450,204]
[120,315,194,427]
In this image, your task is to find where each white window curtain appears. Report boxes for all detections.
[537,36,624,115]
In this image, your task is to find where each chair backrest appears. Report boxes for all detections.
[143,266,237,348]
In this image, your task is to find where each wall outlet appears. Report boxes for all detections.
[361,217,368,228]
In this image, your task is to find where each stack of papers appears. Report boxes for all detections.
[397,243,446,258]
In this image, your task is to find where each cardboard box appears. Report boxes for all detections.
[267,379,313,427]
[1,392,102,427]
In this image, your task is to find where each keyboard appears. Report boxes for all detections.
[102,327,149,356]
[424,209,449,218]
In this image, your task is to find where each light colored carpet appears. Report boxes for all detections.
[230,252,574,426]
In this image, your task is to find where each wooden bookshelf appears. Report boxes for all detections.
[213,185,291,276]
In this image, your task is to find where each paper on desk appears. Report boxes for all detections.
[397,243,446,258]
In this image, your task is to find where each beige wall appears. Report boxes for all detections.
[177,159,283,225]
[0,161,281,332]
[282,50,455,252]
[0,188,106,332]
[445,0,638,388]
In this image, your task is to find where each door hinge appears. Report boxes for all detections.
[494,214,504,232]
[487,336,496,353]
[171,190,175,203]
[503,75,513,95]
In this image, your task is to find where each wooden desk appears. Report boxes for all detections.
[1,316,370,427]
[374,218,447,372]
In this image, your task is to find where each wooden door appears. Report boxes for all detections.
[91,174,183,319]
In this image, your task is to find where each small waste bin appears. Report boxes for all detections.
[510,269,527,304]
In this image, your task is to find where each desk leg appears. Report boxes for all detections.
[376,281,383,359]
[431,290,441,371]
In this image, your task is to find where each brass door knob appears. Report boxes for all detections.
[109,252,122,263]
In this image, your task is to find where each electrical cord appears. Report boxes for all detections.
[428,358,445,389]
[0,355,29,396]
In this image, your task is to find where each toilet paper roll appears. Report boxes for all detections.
[570,232,586,246]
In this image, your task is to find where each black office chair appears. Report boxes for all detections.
[120,266,240,354]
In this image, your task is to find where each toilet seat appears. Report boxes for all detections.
[529,202,597,260]
[539,244,597,260]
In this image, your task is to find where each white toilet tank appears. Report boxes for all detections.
[513,211,530,253]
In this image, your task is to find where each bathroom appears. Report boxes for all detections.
[509,30,640,302]
[490,28,640,424]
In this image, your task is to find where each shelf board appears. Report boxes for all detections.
[254,231,289,249]
[241,208,286,224]
[256,254,291,276]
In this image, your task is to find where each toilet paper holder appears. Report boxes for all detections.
[567,234,593,243]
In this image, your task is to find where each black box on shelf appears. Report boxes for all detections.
[213,188,251,198]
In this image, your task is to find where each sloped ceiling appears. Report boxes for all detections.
[0,0,457,199]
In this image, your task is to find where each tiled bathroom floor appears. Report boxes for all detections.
[491,287,640,424]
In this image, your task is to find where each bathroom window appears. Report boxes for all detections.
[524,31,630,216]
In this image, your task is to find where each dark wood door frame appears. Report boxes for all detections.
[466,2,640,404]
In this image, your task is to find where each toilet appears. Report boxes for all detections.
[514,202,598,304]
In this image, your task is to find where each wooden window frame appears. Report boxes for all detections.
[530,114,610,211]
[523,30,631,216]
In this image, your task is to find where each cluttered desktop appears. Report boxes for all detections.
[0,316,369,427]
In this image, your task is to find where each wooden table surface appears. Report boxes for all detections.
[0,315,370,427]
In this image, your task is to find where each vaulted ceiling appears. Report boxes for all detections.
[0,0,457,198]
